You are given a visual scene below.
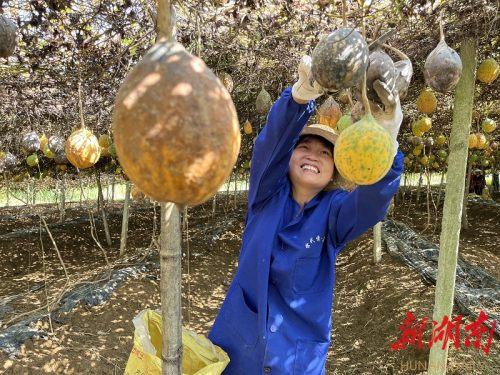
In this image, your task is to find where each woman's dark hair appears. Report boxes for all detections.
[296,134,334,154]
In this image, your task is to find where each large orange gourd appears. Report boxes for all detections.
[112,42,240,205]
[65,128,101,169]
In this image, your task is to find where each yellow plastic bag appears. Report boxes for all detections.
[124,309,230,375]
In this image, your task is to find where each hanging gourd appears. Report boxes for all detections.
[425,136,434,147]
[39,134,48,151]
[219,72,234,93]
[363,48,397,103]
[112,41,240,205]
[424,21,462,93]
[420,155,429,166]
[311,28,369,90]
[436,134,447,146]
[336,114,353,133]
[468,134,478,149]
[411,122,424,137]
[65,128,101,169]
[256,87,272,115]
[21,131,40,155]
[417,116,432,133]
[243,120,253,135]
[337,90,350,105]
[26,154,39,167]
[0,15,17,58]
[438,149,447,160]
[477,58,499,84]
[317,96,341,128]
[382,45,413,100]
[416,88,437,114]
[99,134,112,148]
[48,135,65,155]
[482,118,496,133]
[2,152,17,171]
[334,71,394,185]
[475,133,488,150]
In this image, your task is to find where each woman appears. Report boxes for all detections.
[208,56,405,374]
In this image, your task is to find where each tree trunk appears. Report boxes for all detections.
[373,222,382,264]
[96,171,112,246]
[428,38,477,375]
[461,161,472,230]
[59,175,66,222]
[119,180,132,257]
[160,203,182,375]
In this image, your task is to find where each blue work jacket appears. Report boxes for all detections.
[208,87,404,374]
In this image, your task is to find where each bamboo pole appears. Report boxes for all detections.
[157,1,182,374]
[119,180,132,257]
[428,38,477,375]
[160,202,182,375]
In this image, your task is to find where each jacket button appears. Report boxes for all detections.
[269,325,277,333]
[263,366,271,373]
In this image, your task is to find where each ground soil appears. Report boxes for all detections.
[0,187,498,374]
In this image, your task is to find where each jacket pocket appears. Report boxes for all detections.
[293,339,329,375]
[224,282,259,347]
[293,256,328,294]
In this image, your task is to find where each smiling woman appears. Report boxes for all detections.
[208,54,404,375]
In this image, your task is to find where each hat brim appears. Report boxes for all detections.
[300,123,339,145]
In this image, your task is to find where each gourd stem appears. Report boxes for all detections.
[439,18,445,41]
[341,0,347,27]
[361,70,371,116]
[78,81,85,129]
[382,43,410,61]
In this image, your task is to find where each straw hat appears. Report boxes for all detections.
[300,123,339,145]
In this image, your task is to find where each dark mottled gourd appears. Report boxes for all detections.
[0,15,17,58]
[311,28,369,90]
[21,131,40,155]
[256,87,272,115]
[48,135,65,155]
[364,48,396,102]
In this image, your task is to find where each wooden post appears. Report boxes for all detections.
[373,222,382,264]
[5,174,10,207]
[428,38,477,375]
[416,168,423,206]
[436,170,445,208]
[96,171,112,246]
[160,202,182,375]
[59,175,66,222]
[119,180,132,257]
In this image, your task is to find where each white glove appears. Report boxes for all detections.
[291,55,325,102]
[371,80,403,156]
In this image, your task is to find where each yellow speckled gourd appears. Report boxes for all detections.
[65,128,101,169]
[243,120,253,135]
[416,89,437,114]
[477,58,499,84]
[482,118,496,133]
[468,134,478,149]
[334,114,394,185]
[436,134,446,146]
[476,133,488,149]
